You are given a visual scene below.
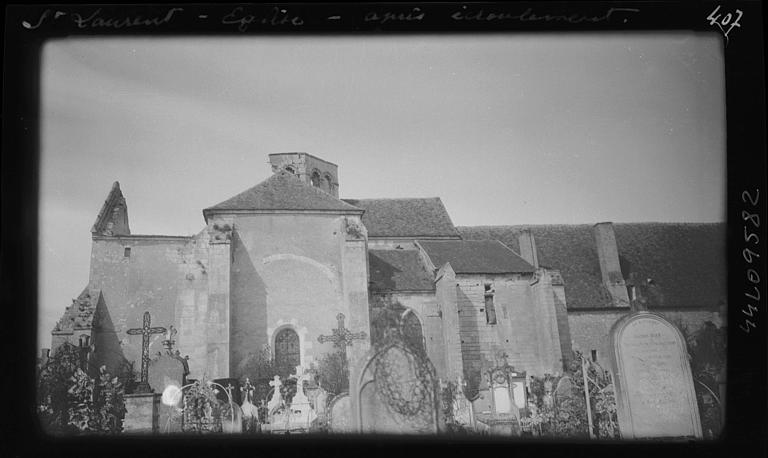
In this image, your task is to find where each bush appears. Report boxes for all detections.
[315,351,348,396]
[37,343,126,435]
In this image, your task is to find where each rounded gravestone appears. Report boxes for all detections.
[328,394,352,433]
[610,312,702,439]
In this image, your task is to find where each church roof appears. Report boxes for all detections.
[369,250,435,292]
[52,287,100,333]
[458,223,726,310]
[204,171,362,216]
[418,240,536,274]
[341,198,460,238]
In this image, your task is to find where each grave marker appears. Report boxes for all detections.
[610,312,702,439]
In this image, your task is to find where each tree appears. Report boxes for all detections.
[315,350,348,396]
[37,343,83,434]
[239,345,277,402]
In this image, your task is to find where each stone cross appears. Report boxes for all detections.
[317,313,367,352]
[162,325,177,353]
[126,311,166,393]
[241,377,255,403]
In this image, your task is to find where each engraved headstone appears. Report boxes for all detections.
[357,342,439,434]
[610,312,702,439]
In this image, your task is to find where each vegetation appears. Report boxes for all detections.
[37,343,126,434]
[315,350,348,396]
[521,351,618,439]
[675,320,726,439]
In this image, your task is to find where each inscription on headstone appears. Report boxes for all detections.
[611,312,702,439]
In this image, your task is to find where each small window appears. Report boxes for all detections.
[484,283,497,325]
[284,166,295,174]
[311,171,322,187]
[591,350,598,362]
[124,247,131,258]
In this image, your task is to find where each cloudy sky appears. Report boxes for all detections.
[39,33,725,349]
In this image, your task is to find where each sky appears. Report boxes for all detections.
[39,33,725,349]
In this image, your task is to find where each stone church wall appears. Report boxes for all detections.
[380,292,445,377]
[568,308,723,369]
[88,236,191,378]
[456,274,559,387]
[229,213,367,379]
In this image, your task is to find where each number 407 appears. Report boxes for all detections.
[707,5,743,40]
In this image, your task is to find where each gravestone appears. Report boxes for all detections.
[356,341,439,434]
[554,376,574,407]
[148,354,188,396]
[452,377,474,429]
[474,353,525,436]
[328,394,352,433]
[288,371,317,430]
[240,378,260,433]
[610,311,702,439]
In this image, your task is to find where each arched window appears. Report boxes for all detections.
[323,174,334,192]
[284,166,295,174]
[401,309,426,356]
[274,328,300,377]
[310,170,322,188]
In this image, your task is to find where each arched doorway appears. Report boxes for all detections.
[274,328,300,377]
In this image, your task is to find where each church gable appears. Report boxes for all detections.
[91,181,130,236]
[203,171,362,218]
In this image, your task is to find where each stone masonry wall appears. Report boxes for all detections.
[568,308,722,368]
[229,213,366,379]
[89,236,191,378]
[379,292,445,377]
[456,274,550,387]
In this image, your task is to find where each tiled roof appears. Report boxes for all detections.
[341,198,459,238]
[458,223,726,310]
[369,250,435,292]
[204,171,362,215]
[417,240,536,274]
[53,287,99,332]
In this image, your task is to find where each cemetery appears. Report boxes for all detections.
[36,299,723,439]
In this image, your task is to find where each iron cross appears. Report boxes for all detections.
[317,313,367,350]
[126,311,166,393]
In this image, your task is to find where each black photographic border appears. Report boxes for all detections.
[3,2,765,457]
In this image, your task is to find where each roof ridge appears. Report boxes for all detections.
[204,171,362,214]
[343,197,442,201]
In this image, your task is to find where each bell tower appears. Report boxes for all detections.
[268,152,339,198]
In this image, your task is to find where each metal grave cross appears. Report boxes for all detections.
[317,313,367,352]
[126,311,167,393]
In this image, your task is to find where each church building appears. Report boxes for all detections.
[49,152,726,397]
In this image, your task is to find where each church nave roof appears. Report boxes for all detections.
[341,198,460,239]
[417,239,536,274]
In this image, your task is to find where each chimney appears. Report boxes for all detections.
[518,229,539,269]
[593,222,629,306]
